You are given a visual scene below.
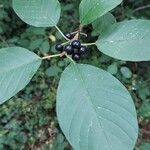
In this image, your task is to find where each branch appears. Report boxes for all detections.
[133,5,150,13]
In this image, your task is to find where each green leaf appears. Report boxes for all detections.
[45,65,62,77]
[96,20,150,61]
[79,0,122,24]
[138,101,150,118]
[92,13,116,34]
[120,67,132,79]
[139,143,150,150]
[57,63,138,150]
[40,41,50,53]
[0,47,41,104]
[29,38,43,50]
[12,0,61,27]
[107,63,118,75]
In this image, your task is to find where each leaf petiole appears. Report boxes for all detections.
[42,53,62,60]
[65,53,75,64]
[82,42,96,46]
[55,25,70,41]
[62,41,70,45]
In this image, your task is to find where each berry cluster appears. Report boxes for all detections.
[55,32,87,61]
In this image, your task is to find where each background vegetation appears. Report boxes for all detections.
[0,0,150,149]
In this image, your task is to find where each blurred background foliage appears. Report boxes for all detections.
[0,0,150,149]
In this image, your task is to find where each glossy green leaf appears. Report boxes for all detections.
[79,0,122,24]
[12,0,61,27]
[57,63,138,150]
[96,20,150,61]
[0,47,41,104]
[92,13,116,34]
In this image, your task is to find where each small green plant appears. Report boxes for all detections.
[0,0,150,149]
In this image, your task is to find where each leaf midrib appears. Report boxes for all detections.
[73,63,112,150]
[80,0,100,23]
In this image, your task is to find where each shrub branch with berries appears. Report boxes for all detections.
[55,33,87,61]
[0,0,150,150]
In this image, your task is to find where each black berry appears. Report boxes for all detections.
[64,45,74,55]
[72,53,81,61]
[79,46,87,55]
[55,44,63,52]
[71,40,81,49]
[64,32,73,39]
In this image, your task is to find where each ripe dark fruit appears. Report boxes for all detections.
[64,45,74,55]
[55,44,63,52]
[64,32,73,39]
[79,46,87,55]
[71,40,81,49]
[72,53,81,61]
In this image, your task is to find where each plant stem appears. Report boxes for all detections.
[82,42,96,46]
[71,30,79,35]
[42,53,62,60]
[133,4,150,13]
[65,54,75,64]
[55,25,70,41]
[80,32,87,37]
[79,24,84,32]
[73,33,79,40]
[62,41,70,45]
